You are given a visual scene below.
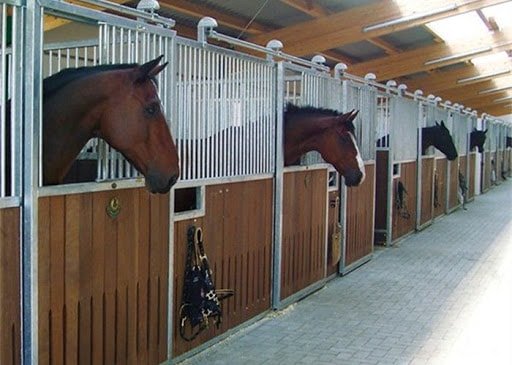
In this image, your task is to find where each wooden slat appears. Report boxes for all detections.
[173,179,273,357]
[38,199,51,365]
[0,207,21,365]
[468,153,477,199]
[434,158,448,217]
[345,163,375,266]
[38,189,169,364]
[420,158,435,226]
[326,190,340,276]
[392,161,417,241]
[281,170,326,300]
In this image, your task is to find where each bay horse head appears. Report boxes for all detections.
[42,56,179,193]
[284,104,365,187]
[422,120,458,160]
[470,128,487,153]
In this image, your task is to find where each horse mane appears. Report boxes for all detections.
[43,63,138,100]
[285,103,355,134]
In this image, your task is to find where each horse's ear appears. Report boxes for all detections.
[440,120,446,127]
[134,55,168,83]
[435,121,440,127]
[484,129,488,134]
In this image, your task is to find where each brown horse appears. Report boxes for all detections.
[42,55,179,193]
[284,104,364,186]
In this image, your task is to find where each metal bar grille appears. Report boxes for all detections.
[174,40,275,182]
[344,80,377,161]
[391,96,419,162]
[0,4,22,199]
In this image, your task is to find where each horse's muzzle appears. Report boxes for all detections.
[146,171,179,194]
[344,170,364,187]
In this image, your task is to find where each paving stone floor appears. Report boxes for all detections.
[179,181,512,365]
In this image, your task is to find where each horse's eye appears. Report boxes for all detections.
[145,104,159,116]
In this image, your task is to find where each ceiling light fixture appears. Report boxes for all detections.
[362,3,459,32]
[425,46,492,66]
[457,69,512,84]
[479,85,512,95]
[493,95,512,103]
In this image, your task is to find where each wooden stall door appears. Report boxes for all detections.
[392,161,417,241]
[173,179,273,357]
[448,158,460,211]
[374,151,389,245]
[345,163,375,268]
[38,189,169,365]
[281,169,327,300]
[419,157,435,227]
[434,158,447,217]
[468,153,476,200]
[482,152,492,192]
[326,190,341,277]
[0,208,21,365]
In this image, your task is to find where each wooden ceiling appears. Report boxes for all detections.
[156,0,512,117]
[45,0,512,117]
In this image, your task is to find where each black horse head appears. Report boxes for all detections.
[422,121,458,160]
[470,128,487,153]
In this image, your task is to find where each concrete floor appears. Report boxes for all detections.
[180,180,512,365]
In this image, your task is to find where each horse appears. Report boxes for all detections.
[41,55,179,193]
[284,104,364,187]
[506,136,512,148]
[421,121,458,160]
[470,128,487,152]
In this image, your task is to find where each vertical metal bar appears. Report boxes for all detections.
[416,102,423,229]
[339,80,348,274]
[0,4,6,197]
[23,2,43,362]
[272,62,284,309]
[385,97,394,246]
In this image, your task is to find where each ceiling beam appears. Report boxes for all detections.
[402,64,512,93]
[280,0,400,56]
[347,29,512,80]
[249,0,509,56]
[478,103,512,116]
[159,0,271,34]
[461,91,511,109]
[436,77,512,102]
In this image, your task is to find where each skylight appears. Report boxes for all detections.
[481,2,512,29]
[426,11,490,43]
[472,52,511,71]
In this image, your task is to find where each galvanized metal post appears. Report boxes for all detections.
[22,0,43,363]
[339,78,348,274]
[415,98,424,229]
[272,61,284,309]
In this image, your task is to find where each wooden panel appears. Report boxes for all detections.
[326,190,340,277]
[281,170,327,300]
[434,158,447,217]
[482,152,492,192]
[448,157,461,210]
[0,207,21,365]
[38,189,169,365]
[374,151,389,242]
[468,153,476,200]
[173,179,273,357]
[345,163,375,266]
[420,157,435,226]
[496,150,504,182]
[392,161,417,241]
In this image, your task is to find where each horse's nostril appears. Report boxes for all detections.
[169,174,178,187]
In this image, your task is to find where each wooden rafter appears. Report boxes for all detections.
[403,65,512,93]
[249,0,509,56]
[479,103,512,115]
[280,0,400,56]
[159,0,271,34]
[436,76,512,102]
[347,29,512,80]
